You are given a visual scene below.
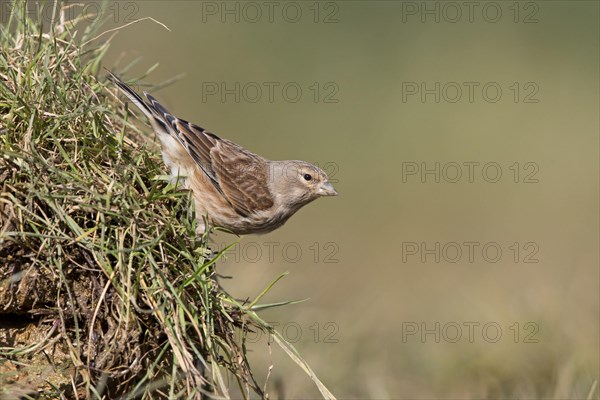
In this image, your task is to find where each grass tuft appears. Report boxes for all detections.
[0,2,334,399]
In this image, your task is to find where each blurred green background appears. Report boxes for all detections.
[100,1,599,398]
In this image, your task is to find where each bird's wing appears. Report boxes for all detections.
[144,95,274,217]
[108,72,274,217]
[210,139,275,217]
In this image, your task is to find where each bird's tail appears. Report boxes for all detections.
[107,71,155,121]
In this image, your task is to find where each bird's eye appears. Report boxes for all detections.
[303,174,313,181]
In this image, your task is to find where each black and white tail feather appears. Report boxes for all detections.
[107,71,225,191]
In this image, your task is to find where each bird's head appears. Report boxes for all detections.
[271,160,338,208]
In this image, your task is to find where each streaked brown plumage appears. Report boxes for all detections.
[108,72,337,235]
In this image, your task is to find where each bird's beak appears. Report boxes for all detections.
[318,181,338,196]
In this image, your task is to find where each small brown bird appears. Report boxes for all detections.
[108,72,337,235]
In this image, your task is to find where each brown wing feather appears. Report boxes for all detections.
[174,120,219,180]
[113,76,276,221]
[210,141,274,216]
[142,92,273,217]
